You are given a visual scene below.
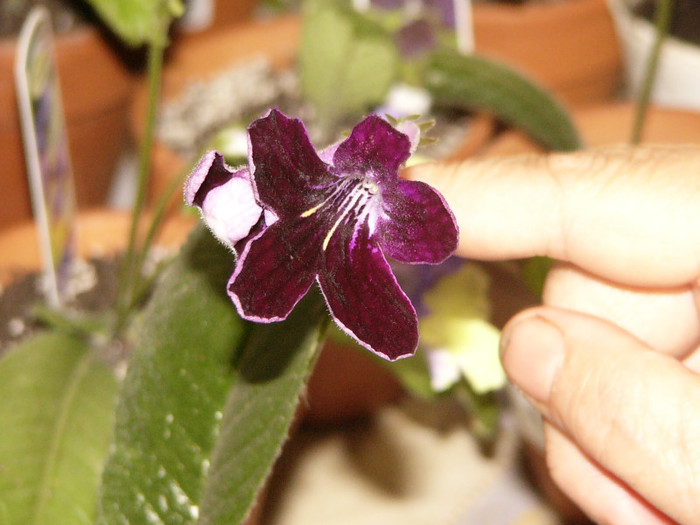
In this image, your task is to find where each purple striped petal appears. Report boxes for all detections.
[248,109,337,219]
[185,151,262,249]
[228,216,323,322]
[380,179,458,264]
[318,219,418,360]
[331,115,411,186]
[187,110,459,361]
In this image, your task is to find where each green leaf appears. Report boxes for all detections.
[521,256,554,299]
[97,225,327,525]
[197,291,327,525]
[0,332,118,525]
[97,225,245,524]
[82,0,184,47]
[424,51,581,152]
[299,0,399,135]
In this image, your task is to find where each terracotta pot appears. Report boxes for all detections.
[132,15,300,213]
[0,24,134,230]
[302,339,405,426]
[0,209,194,284]
[131,15,494,216]
[135,15,301,133]
[473,0,622,107]
[481,101,700,157]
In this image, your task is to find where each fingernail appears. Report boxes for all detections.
[500,314,565,404]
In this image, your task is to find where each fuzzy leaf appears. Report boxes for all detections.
[197,291,327,524]
[0,332,118,525]
[97,225,245,524]
[97,225,327,525]
[82,0,184,47]
[425,51,581,152]
[299,0,398,134]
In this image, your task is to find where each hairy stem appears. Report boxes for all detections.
[115,19,169,333]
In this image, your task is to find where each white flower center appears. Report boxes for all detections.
[299,177,382,251]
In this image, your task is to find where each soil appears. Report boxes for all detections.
[0,257,119,354]
[634,0,700,46]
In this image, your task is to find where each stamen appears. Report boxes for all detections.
[362,179,379,194]
[300,203,322,218]
[299,179,353,218]
[323,189,364,251]
[321,180,376,251]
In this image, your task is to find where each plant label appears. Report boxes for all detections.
[15,7,78,307]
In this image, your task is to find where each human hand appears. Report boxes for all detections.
[407,145,700,524]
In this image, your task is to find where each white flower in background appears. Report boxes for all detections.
[419,262,504,394]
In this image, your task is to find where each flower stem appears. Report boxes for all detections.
[630,0,674,144]
[130,155,197,306]
[115,18,169,333]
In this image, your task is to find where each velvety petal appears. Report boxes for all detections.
[201,178,263,250]
[318,219,418,360]
[248,109,337,218]
[380,179,458,264]
[228,216,324,322]
[318,140,341,164]
[331,115,411,186]
[185,151,263,248]
[185,151,234,207]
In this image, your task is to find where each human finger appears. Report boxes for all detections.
[405,145,700,287]
[542,423,675,524]
[500,306,700,524]
[543,262,700,359]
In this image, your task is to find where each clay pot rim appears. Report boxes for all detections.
[480,101,700,157]
[473,0,608,24]
[0,208,195,285]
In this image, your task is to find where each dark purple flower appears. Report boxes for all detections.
[371,0,457,50]
[185,151,266,251]
[396,19,436,58]
[186,109,458,361]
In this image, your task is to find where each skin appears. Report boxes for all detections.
[406,145,700,524]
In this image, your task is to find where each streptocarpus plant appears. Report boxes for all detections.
[186,109,458,361]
